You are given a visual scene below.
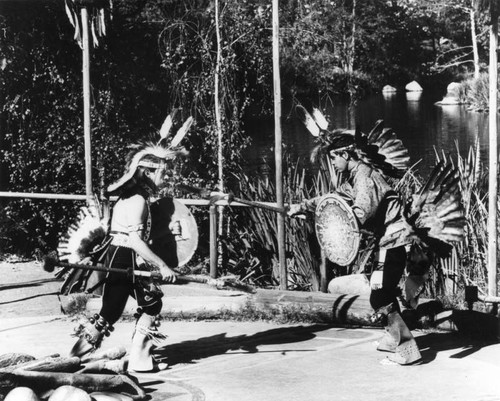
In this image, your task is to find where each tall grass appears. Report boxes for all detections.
[460,72,496,111]
[439,143,490,294]
[220,157,322,291]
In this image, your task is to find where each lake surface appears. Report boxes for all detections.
[244,91,491,180]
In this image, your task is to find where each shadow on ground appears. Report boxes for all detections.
[417,331,498,364]
[153,324,334,366]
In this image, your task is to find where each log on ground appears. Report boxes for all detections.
[250,274,377,326]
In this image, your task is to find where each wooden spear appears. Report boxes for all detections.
[43,255,256,293]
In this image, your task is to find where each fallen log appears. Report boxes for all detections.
[1,371,146,400]
[78,358,127,374]
[250,275,378,326]
[3,356,82,374]
[0,353,36,369]
[81,347,127,363]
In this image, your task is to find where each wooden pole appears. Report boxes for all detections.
[272,0,287,290]
[320,251,328,293]
[209,204,218,278]
[488,4,498,298]
[81,7,93,205]
[215,0,223,196]
[214,0,225,270]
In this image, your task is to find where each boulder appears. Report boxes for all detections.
[328,274,375,326]
[382,85,397,93]
[446,82,461,97]
[328,274,371,295]
[4,387,40,401]
[48,385,91,401]
[438,82,462,105]
[405,81,423,92]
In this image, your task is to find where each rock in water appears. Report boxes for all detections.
[405,81,423,92]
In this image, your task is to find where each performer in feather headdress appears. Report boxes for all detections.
[291,106,465,365]
[68,113,193,373]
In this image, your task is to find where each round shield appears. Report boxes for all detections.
[149,197,199,268]
[315,194,360,266]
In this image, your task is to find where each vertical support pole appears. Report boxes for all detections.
[209,205,218,278]
[488,5,498,298]
[320,251,328,293]
[215,0,223,196]
[81,7,93,205]
[214,0,225,269]
[272,0,287,290]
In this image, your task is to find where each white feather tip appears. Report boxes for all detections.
[312,108,329,130]
[170,116,194,148]
[159,114,173,140]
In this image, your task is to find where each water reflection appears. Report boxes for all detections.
[406,91,422,103]
[244,92,489,179]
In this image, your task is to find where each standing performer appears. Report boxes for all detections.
[69,117,192,372]
[291,108,465,365]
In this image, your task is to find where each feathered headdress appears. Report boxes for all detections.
[296,105,410,178]
[107,115,193,194]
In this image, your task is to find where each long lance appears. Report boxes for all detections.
[176,184,288,214]
[42,255,256,293]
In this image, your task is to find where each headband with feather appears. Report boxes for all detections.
[296,104,409,178]
[107,114,193,194]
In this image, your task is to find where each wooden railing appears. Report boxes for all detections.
[0,191,283,282]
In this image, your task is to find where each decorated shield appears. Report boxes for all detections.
[315,194,360,266]
[149,197,199,268]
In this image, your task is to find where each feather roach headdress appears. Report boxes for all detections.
[107,115,193,194]
[296,105,410,178]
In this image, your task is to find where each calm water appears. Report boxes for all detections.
[245,91,490,180]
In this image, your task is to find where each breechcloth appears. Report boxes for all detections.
[369,245,406,311]
[100,245,163,325]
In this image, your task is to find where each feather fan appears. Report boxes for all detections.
[57,197,110,264]
[406,162,466,255]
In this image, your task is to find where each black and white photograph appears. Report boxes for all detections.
[0,1,499,400]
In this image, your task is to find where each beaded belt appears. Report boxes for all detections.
[110,231,131,248]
